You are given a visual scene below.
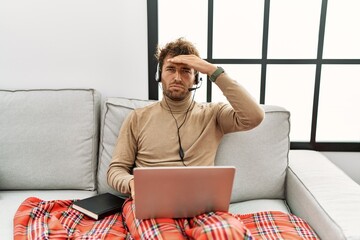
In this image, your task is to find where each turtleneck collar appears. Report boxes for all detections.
[160,93,194,113]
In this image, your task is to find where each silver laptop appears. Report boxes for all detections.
[133,166,235,219]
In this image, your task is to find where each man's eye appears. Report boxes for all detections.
[166,68,176,72]
[182,69,191,74]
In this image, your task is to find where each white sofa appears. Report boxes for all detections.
[1,89,360,239]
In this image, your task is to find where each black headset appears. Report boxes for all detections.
[155,63,200,85]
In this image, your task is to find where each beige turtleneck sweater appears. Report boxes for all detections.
[107,73,264,194]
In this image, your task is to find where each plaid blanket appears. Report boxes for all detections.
[14,197,319,240]
[14,197,129,240]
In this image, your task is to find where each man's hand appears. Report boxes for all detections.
[167,55,217,77]
[129,179,135,200]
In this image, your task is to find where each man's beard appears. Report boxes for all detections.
[163,89,189,101]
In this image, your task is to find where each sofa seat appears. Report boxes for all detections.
[229,199,290,215]
[0,190,97,238]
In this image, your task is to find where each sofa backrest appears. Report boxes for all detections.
[0,89,101,190]
[97,98,155,196]
[97,98,290,202]
[216,105,290,202]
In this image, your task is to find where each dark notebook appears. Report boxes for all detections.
[72,193,126,220]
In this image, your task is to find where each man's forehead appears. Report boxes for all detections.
[163,56,191,69]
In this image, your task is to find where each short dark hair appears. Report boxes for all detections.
[155,38,200,70]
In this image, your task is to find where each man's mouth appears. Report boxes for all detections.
[169,84,184,90]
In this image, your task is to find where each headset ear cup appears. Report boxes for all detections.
[155,71,159,82]
[155,63,161,82]
[195,73,200,85]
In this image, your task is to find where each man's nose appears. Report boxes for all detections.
[174,70,182,81]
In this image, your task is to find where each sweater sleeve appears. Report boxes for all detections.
[214,73,265,134]
[107,111,137,195]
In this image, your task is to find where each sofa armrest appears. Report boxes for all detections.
[286,150,360,240]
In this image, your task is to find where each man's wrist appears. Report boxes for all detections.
[209,66,225,82]
[128,178,134,191]
[129,178,135,198]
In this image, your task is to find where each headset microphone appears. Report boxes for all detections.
[188,86,200,91]
[188,77,203,91]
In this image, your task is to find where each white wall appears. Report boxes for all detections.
[0,0,148,100]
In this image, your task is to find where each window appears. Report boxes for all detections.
[147,0,360,152]
[323,0,360,58]
[212,64,261,103]
[265,64,316,142]
[267,0,322,59]
[158,0,208,58]
[213,0,264,59]
[317,65,360,142]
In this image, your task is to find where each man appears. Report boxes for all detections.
[107,38,264,239]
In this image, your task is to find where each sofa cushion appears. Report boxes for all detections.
[229,199,290,215]
[97,98,154,195]
[0,89,101,190]
[216,105,290,202]
[0,190,96,239]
